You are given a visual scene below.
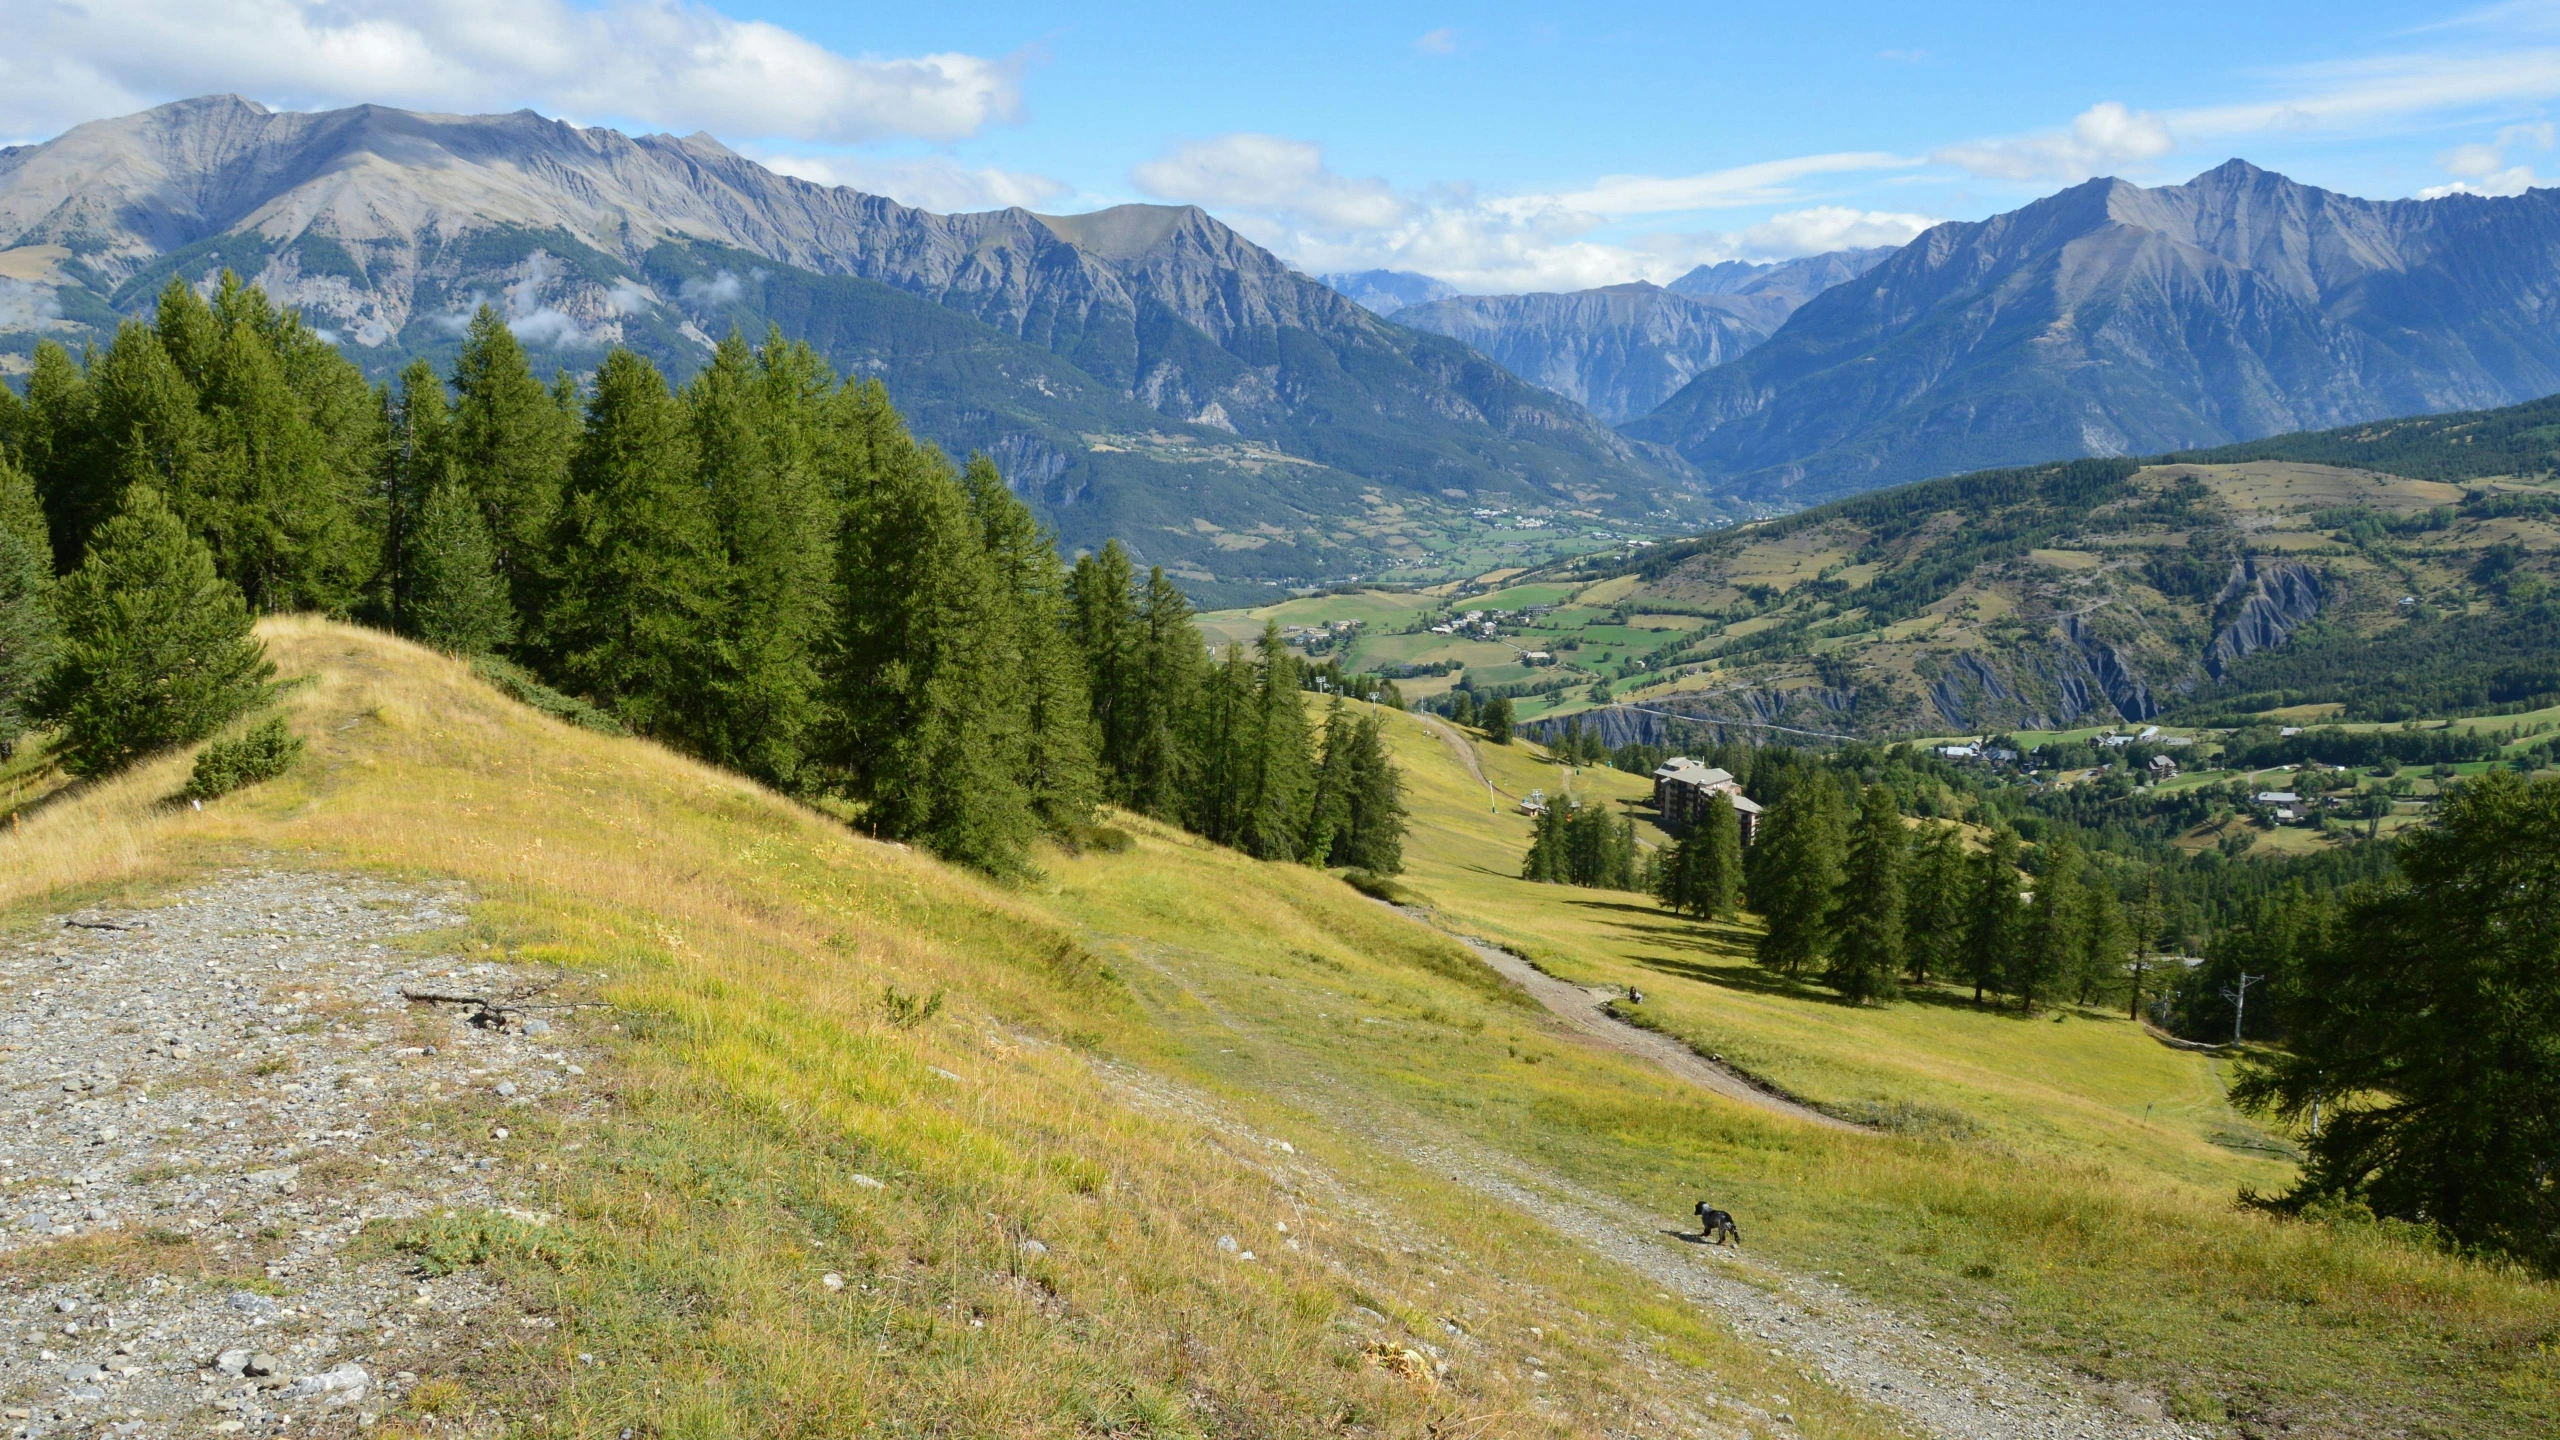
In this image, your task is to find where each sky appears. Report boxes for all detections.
[4,1,2558,292]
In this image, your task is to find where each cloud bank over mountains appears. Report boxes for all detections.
[9,0,2560,294]
[0,0,1024,145]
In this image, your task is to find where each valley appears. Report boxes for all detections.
[3,621,2549,1437]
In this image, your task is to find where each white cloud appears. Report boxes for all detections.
[1414,28,1460,57]
[2170,48,2560,140]
[1518,152,1918,218]
[678,269,754,306]
[0,0,1022,144]
[2416,122,2554,197]
[751,150,1069,212]
[605,278,655,315]
[1125,133,1935,293]
[1132,134,1407,230]
[1733,206,1937,255]
[1934,102,2175,182]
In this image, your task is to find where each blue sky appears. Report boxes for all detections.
[9,1,2559,289]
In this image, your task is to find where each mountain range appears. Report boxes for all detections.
[1627,161,2560,504]
[0,96,1700,602]
[1381,250,1893,424]
[10,98,2560,583]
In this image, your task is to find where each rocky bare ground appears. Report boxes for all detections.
[0,870,600,1438]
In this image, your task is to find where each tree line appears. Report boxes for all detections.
[0,275,1405,877]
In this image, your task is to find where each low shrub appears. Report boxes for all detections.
[182,717,302,802]
[470,655,626,736]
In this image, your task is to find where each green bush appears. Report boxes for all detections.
[471,654,626,736]
[182,716,303,801]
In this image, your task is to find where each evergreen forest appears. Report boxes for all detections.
[0,276,1406,879]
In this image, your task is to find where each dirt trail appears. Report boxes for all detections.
[1410,712,1511,808]
[1111,946,2185,1440]
[1431,922,1862,1133]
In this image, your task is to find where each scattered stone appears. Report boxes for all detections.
[850,1173,884,1190]
[1018,1239,1048,1257]
[1215,1235,1239,1253]
[0,871,604,1436]
[821,1273,845,1292]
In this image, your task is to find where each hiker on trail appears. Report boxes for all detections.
[1695,1199,1741,1246]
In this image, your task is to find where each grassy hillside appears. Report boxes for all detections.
[1,621,2551,1438]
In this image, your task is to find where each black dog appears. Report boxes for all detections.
[1694,1201,1741,1246]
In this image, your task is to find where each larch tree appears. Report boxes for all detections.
[542,350,730,746]
[38,483,270,776]
[1962,827,2024,1006]
[1901,822,1968,986]
[1828,783,1906,1003]
[1755,779,1847,977]
[404,479,515,655]
[819,380,1034,874]
[451,306,576,625]
[963,452,1097,835]
[2233,770,2560,1273]
[0,459,57,746]
[2015,835,2083,1011]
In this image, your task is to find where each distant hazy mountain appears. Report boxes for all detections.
[1663,248,1897,329]
[1388,283,1764,424]
[1319,269,1460,315]
[0,96,1697,598]
[1627,161,2560,504]
[1389,249,1894,425]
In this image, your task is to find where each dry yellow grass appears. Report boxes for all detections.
[0,619,1912,1439]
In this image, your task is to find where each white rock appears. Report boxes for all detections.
[850,1173,884,1190]
[1216,1235,1239,1253]
[1018,1239,1048,1256]
[821,1273,845,1291]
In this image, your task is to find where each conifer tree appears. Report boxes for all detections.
[2015,836,2083,1011]
[1481,695,1513,744]
[1334,709,1406,873]
[543,350,729,744]
[1068,540,1142,789]
[1187,644,1256,846]
[0,459,57,747]
[1237,622,1313,861]
[405,480,514,655]
[1696,790,1743,917]
[1449,689,1477,729]
[819,381,1034,873]
[19,340,99,572]
[1303,697,1356,865]
[1900,822,1967,985]
[380,359,454,633]
[1829,784,1905,1002]
[1963,828,2024,1005]
[156,275,375,614]
[1653,826,1703,913]
[1126,565,1202,818]
[38,483,269,776]
[963,453,1097,833]
[1755,779,1847,976]
[689,330,834,787]
[1522,800,1571,882]
[451,306,575,622]
[2077,873,2131,1006]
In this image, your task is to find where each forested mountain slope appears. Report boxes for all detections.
[0,97,1697,599]
[1560,391,2560,737]
[1627,162,2560,505]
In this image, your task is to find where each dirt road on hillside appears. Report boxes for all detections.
[1111,946,2187,1440]
[1411,713,1510,809]
[1431,924,1862,1133]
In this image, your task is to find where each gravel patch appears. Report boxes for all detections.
[0,870,601,1437]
